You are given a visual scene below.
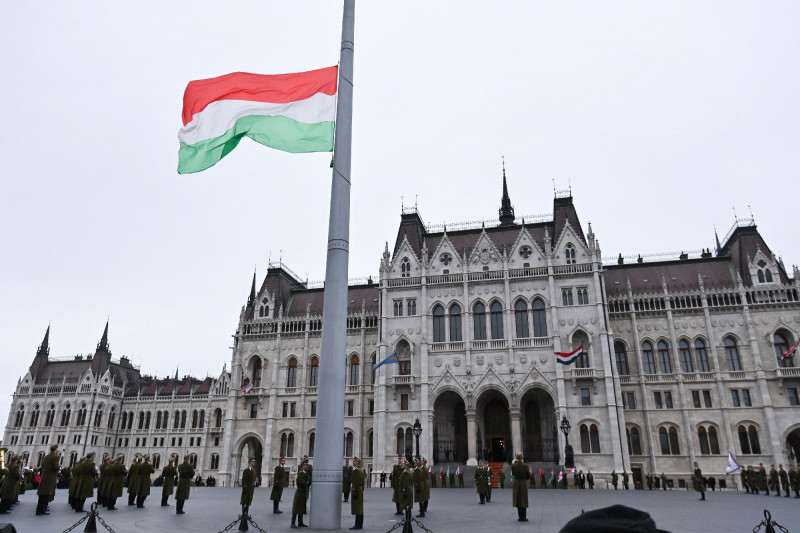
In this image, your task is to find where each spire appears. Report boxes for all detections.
[96,321,110,353]
[498,157,515,226]
[37,324,51,358]
[248,269,257,306]
[714,225,721,255]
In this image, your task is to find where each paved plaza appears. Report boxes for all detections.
[3,486,799,533]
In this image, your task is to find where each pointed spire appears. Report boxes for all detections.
[96,321,109,353]
[714,225,721,255]
[37,324,51,358]
[248,269,257,306]
[499,158,515,226]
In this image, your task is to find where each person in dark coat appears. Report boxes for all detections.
[511,453,529,522]
[412,458,426,517]
[106,456,126,510]
[0,455,21,514]
[271,457,286,514]
[349,457,365,530]
[779,464,789,497]
[160,460,177,507]
[474,461,488,504]
[76,453,97,513]
[611,470,618,490]
[693,462,705,501]
[660,472,667,490]
[397,461,413,515]
[136,455,155,508]
[97,458,111,506]
[241,459,257,507]
[291,462,310,528]
[587,470,594,489]
[622,470,630,490]
[788,464,799,498]
[36,444,60,515]
[127,457,140,506]
[175,455,194,515]
[342,458,353,503]
[391,456,404,515]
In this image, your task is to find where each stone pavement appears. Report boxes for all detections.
[3,486,799,533]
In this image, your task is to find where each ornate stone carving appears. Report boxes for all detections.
[495,354,503,365]
[476,355,485,366]
[453,357,461,367]
[539,353,547,364]
[434,357,442,368]
[519,354,527,364]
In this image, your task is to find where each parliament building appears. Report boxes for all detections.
[4,175,800,489]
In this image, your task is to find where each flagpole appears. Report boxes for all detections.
[310,0,354,529]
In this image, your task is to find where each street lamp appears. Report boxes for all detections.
[560,415,574,468]
[413,418,423,459]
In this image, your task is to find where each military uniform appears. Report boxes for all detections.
[291,466,310,528]
[412,462,426,516]
[350,462,365,530]
[240,462,257,507]
[622,471,629,490]
[646,473,653,490]
[107,459,126,510]
[474,464,488,504]
[788,465,799,498]
[176,460,194,514]
[127,459,141,506]
[778,465,789,497]
[421,460,430,512]
[160,463,177,506]
[693,464,705,501]
[0,461,21,514]
[271,460,286,513]
[136,459,155,508]
[397,465,413,514]
[611,470,618,490]
[342,461,353,502]
[511,458,530,522]
[769,466,779,496]
[391,460,404,514]
[97,460,109,506]
[499,469,506,489]
[660,473,667,490]
[758,464,769,495]
[485,465,493,501]
[36,449,60,515]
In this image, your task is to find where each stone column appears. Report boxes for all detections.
[466,410,478,465]
[510,409,523,460]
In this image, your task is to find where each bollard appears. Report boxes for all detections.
[238,505,249,532]
[83,502,98,533]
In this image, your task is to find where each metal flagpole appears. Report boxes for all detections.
[310,0,354,529]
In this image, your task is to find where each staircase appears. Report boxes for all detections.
[488,462,504,488]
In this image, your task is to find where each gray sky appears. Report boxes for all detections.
[2,1,798,421]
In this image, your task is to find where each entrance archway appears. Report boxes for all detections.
[477,390,510,462]
[787,428,800,464]
[433,391,467,463]
[238,436,264,484]
[520,388,557,462]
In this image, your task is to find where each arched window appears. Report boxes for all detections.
[145,411,151,430]
[29,404,40,427]
[724,337,742,371]
[287,358,298,388]
[367,430,374,457]
[679,340,694,373]
[61,404,71,427]
[106,407,116,429]
[370,354,376,385]
[642,341,656,374]
[627,427,642,456]
[659,426,680,455]
[252,358,263,387]
[174,410,181,429]
[490,301,504,339]
[280,433,295,458]
[214,408,223,428]
[121,412,128,430]
[432,305,445,342]
[565,243,576,264]
[657,341,672,373]
[180,410,187,429]
[189,454,197,468]
[396,341,411,375]
[473,302,487,340]
[765,269,773,283]
[738,425,762,454]
[757,270,765,283]
[514,300,530,338]
[350,355,360,385]
[574,335,590,369]
[396,428,413,456]
[127,411,134,430]
[532,299,547,337]
[449,304,463,342]
[590,424,601,453]
[697,426,720,455]
[78,403,88,426]
[156,411,163,430]
[400,257,411,278]
[94,405,103,428]
[199,410,205,428]
[695,339,710,372]
[308,357,319,387]
[344,431,354,457]
[138,411,146,430]
[162,411,168,429]
[210,454,220,469]
[614,342,629,375]
[774,332,794,368]
[46,404,56,427]
[309,432,316,457]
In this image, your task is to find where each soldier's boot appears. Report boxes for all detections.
[137,494,146,508]
[291,514,298,528]
[161,494,169,506]
[424,500,428,512]
[298,514,308,527]
[176,499,185,514]
[36,496,49,515]
[128,493,136,506]
[416,502,425,517]
[76,498,86,512]
[350,514,363,530]
[785,488,790,497]
[699,492,705,501]
[107,498,117,510]
[479,494,485,504]
[794,489,800,498]
[394,503,402,515]
[273,500,282,513]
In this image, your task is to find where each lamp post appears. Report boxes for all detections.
[413,418,422,460]
[560,415,573,468]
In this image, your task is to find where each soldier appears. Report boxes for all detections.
[77,453,97,513]
[176,454,194,515]
[611,470,618,490]
[485,463,493,501]
[291,461,310,528]
[660,472,667,491]
[622,470,630,490]
[412,458,426,517]
[448,467,455,488]
[758,463,769,495]
[779,464,789,497]
[421,458,430,512]
[769,464,779,497]
[271,457,286,514]
[106,456,126,510]
[646,473,653,490]
[587,470,594,489]
[511,453,529,522]
[693,462,706,501]
[788,464,799,498]
[241,458,257,508]
[68,456,81,510]
[342,458,353,503]
[36,444,60,515]
[457,466,464,488]
[398,461,413,515]
[97,457,111,507]
[499,468,506,489]
[0,455,20,514]
[136,455,155,508]
[391,456,404,515]
[349,457,365,530]
[160,460,177,507]
[475,461,488,504]
[127,456,141,506]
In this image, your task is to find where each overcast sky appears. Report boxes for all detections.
[1,1,798,421]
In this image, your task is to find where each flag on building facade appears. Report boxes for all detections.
[781,341,799,361]
[178,66,338,174]
[241,369,254,394]
[372,353,398,370]
[726,451,742,474]
[555,345,585,365]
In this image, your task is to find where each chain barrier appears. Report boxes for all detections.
[215,505,268,533]
[384,506,435,533]
[61,502,117,533]
[751,509,789,533]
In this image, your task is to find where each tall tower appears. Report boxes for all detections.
[498,160,515,226]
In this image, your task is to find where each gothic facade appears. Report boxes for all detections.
[5,179,800,489]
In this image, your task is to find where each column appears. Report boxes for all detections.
[466,410,478,465]
[510,409,522,459]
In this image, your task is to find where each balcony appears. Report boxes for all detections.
[777,367,800,378]
[513,337,552,348]
[429,341,466,353]
[643,373,676,383]
[392,375,415,386]
[346,385,361,393]
[570,368,597,379]
[467,270,504,282]
[553,263,592,276]
[509,266,548,279]
[388,277,421,288]
[471,339,507,350]
[427,273,464,285]
[619,375,636,384]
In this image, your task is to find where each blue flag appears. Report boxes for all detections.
[373,353,398,370]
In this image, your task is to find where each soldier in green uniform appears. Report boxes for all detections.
[693,462,705,501]
[448,468,455,488]
[498,468,506,489]
[68,457,81,510]
[485,463,493,501]
[176,455,194,515]
[241,458,257,508]
[97,457,111,507]
[778,464,789,497]
[412,458,425,517]
[622,470,629,490]
[160,460,177,507]
[0,455,20,514]
[511,453,529,522]
[391,456,404,515]
[291,461,310,528]
[421,458,430,513]
[475,461,488,504]
[660,472,668,490]
[398,461,413,515]
[758,463,769,495]
[349,457,365,530]
[127,457,141,506]
[611,470,618,490]
[271,457,286,514]
[136,455,155,508]
[788,464,799,498]
[646,473,653,490]
[107,455,126,510]
[769,464,779,496]
[76,453,97,513]
[342,458,353,503]
[36,444,60,515]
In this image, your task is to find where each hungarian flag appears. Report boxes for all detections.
[241,369,254,394]
[726,451,742,474]
[555,345,584,365]
[781,341,799,361]
[178,66,337,174]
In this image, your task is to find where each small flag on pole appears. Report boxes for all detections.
[241,369,254,394]
[372,353,398,370]
[726,451,742,474]
[780,341,799,361]
[555,345,585,365]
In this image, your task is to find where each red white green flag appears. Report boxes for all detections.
[781,341,799,361]
[178,66,337,174]
[555,345,584,365]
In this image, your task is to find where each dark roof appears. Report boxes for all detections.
[604,257,736,296]
[719,224,791,285]
[285,283,380,316]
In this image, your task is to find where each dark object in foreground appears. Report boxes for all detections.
[559,504,669,533]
